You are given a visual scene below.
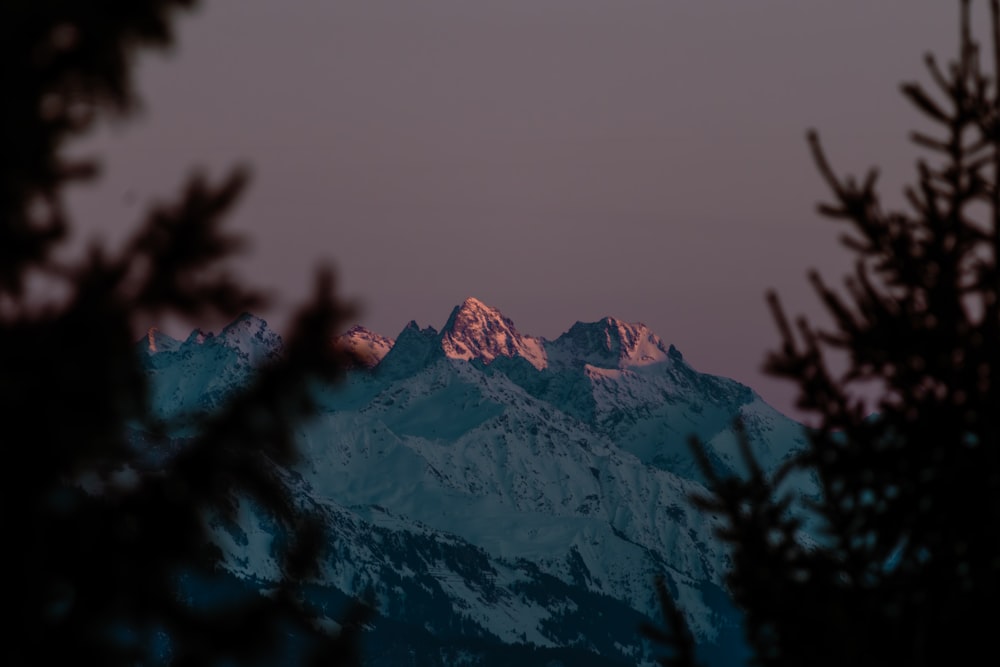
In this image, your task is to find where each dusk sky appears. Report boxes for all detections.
[66,0,980,418]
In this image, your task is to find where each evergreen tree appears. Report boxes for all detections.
[2,2,366,664]
[646,1,1000,665]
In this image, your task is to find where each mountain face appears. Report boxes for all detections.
[137,313,281,422]
[137,300,811,666]
[439,297,547,370]
[336,326,395,368]
[545,317,670,369]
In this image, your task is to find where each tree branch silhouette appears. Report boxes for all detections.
[2,2,370,664]
[646,2,1000,665]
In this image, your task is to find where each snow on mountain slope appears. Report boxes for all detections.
[137,314,280,422]
[140,336,246,422]
[545,317,670,369]
[218,312,283,366]
[210,483,666,665]
[557,348,807,483]
[302,360,726,625]
[335,326,395,368]
[138,300,808,666]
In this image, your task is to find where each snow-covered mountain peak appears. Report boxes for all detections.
[221,311,267,331]
[548,316,670,369]
[217,312,282,365]
[335,326,395,368]
[185,329,208,345]
[439,297,547,370]
[143,327,180,354]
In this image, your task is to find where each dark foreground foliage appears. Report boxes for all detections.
[2,2,367,664]
[646,1,1000,665]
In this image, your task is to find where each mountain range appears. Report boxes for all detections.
[136,297,812,666]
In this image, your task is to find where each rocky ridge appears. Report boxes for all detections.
[136,299,812,666]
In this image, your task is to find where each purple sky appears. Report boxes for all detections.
[66,0,980,418]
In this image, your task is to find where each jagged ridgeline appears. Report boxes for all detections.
[136,298,812,666]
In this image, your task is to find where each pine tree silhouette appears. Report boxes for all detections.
[645,1,1000,665]
[3,2,367,664]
